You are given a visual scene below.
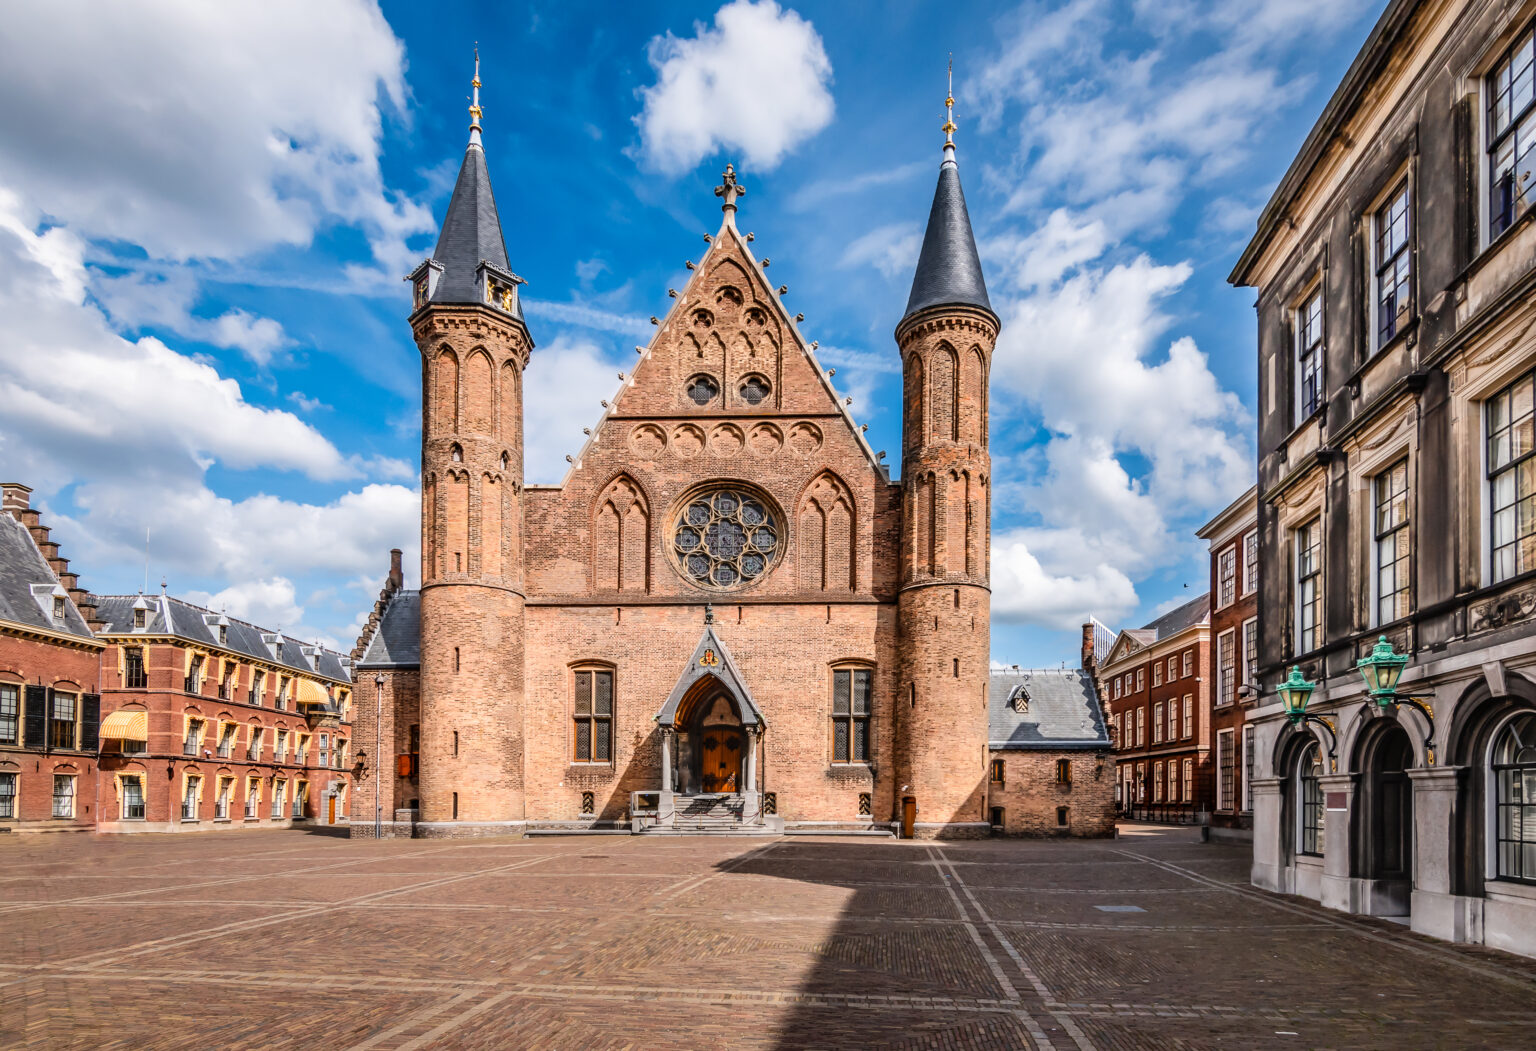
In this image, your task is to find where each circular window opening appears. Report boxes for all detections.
[672,487,780,590]
[739,375,770,405]
[686,375,719,406]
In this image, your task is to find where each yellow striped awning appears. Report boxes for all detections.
[99,709,148,741]
[295,678,331,706]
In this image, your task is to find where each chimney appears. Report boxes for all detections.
[389,548,404,588]
[1,482,30,519]
[1080,622,1096,670]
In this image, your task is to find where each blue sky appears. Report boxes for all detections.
[0,0,1383,662]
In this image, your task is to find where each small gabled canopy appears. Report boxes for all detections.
[654,620,764,730]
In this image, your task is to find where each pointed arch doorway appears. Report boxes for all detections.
[653,614,766,801]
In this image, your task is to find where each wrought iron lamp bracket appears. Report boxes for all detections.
[1289,713,1339,772]
[1385,693,1436,766]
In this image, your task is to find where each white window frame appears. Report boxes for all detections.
[1294,284,1324,424]
[1372,458,1411,627]
[1295,517,1323,655]
[1183,693,1193,739]
[1136,707,1145,747]
[1153,663,1162,687]
[1217,545,1237,609]
[1167,697,1177,740]
[1242,617,1259,691]
[1244,531,1259,595]
[1216,629,1237,707]
[1242,724,1256,812]
[1368,176,1413,352]
[1153,702,1164,744]
[1216,728,1235,812]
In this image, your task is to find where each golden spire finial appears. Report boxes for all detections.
[942,54,957,157]
[468,45,484,148]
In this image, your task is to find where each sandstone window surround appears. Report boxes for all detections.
[0,683,16,746]
[1488,22,1536,241]
[1371,178,1413,350]
[245,777,260,819]
[120,775,144,820]
[1490,710,1536,883]
[50,691,77,750]
[1373,458,1412,625]
[572,666,614,764]
[830,665,872,764]
[1294,284,1324,425]
[1295,517,1323,655]
[215,777,232,820]
[51,774,74,819]
[1487,369,1536,584]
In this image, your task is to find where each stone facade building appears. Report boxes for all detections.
[1197,487,1259,836]
[987,668,1114,837]
[1093,596,1212,819]
[92,593,355,833]
[0,483,105,831]
[1230,0,1536,956]
[351,72,1106,838]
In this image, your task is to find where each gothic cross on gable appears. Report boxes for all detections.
[714,164,746,213]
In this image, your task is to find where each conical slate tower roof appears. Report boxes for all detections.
[903,159,992,322]
[429,143,515,314]
[903,79,992,325]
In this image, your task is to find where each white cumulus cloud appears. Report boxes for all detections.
[634,0,834,174]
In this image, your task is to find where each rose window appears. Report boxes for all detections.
[673,488,779,589]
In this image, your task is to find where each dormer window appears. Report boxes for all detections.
[218,625,228,645]
[413,275,429,309]
[1011,686,1030,713]
[133,608,147,630]
[52,596,65,624]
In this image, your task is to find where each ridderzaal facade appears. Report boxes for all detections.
[349,67,1058,839]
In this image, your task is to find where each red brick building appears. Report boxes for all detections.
[0,484,106,832]
[353,71,1009,838]
[1091,595,1212,819]
[92,592,355,833]
[1197,487,1258,837]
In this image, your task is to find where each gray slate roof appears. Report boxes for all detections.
[903,159,993,322]
[358,590,420,668]
[1141,593,1210,639]
[989,668,1110,751]
[0,513,95,640]
[94,594,352,683]
[429,144,517,315]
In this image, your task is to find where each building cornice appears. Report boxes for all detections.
[0,617,104,651]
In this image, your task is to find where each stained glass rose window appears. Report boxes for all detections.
[673,488,779,589]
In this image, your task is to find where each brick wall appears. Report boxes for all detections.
[986,751,1115,837]
[0,629,104,831]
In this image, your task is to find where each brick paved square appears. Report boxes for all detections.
[4,825,1536,1050]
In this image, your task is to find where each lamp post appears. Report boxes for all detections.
[1355,636,1436,764]
[1275,665,1338,769]
[373,672,384,839]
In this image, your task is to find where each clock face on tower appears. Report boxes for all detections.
[671,486,781,591]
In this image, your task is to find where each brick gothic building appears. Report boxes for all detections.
[1230,0,1536,957]
[0,484,105,831]
[353,76,1007,838]
[1197,487,1259,836]
[1092,596,1212,819]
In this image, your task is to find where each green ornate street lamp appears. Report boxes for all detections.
[1275,665,1337,766]
[1355,636,1436,764]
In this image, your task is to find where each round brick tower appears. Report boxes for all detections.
[894,90,999,838]
[407,58,531,833]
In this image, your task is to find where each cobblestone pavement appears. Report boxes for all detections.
[3,824,1535,1050]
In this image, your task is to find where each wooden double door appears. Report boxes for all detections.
[700,729,743,793]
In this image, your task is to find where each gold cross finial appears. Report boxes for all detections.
[468,45,483,147]
[943,54,957,150]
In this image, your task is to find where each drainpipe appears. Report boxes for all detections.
[374,673,384,839]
